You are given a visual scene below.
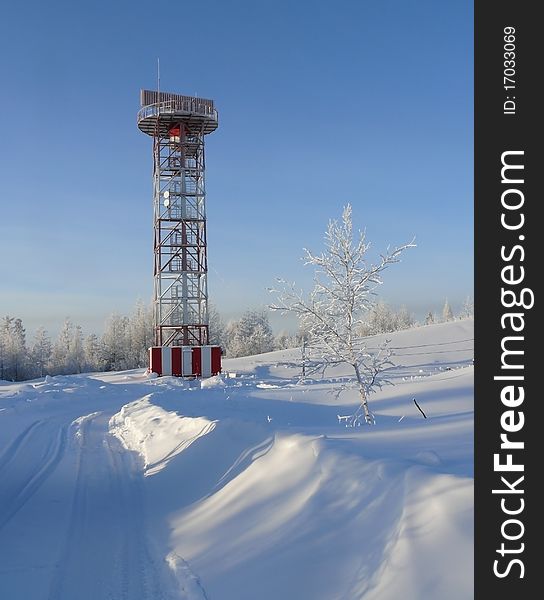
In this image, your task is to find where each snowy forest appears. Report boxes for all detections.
[0,298,472,382]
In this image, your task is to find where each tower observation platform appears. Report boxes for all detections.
[138,89,221,377]
[137,90,218,136]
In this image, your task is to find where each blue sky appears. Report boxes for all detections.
[0,0,473,335]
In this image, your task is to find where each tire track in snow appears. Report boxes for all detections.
[104,434,172,600]
[48,412,177,600]
[0,420,43,473]
[48,413,122,600]
[0,422,68,532]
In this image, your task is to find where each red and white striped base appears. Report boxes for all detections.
[149,346,222,378]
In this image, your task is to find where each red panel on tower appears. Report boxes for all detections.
[150,347,162,375]
[211,346,222,375]
[171,347,182,376]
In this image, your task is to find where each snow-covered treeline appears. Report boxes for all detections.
[0,297,471,382]
[358,302,415,336]
[0,304,283,381]
[210,308,310,358]
[362,297,474,335]
[424,297,473,326]
[0,301,153,382]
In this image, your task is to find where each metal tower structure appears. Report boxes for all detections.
[137,90,218,349]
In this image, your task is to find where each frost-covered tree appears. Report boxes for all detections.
[51,318,71,374]
[101,313,130,371]
[425,311,435,325]
[442,299,454,322]
[369,302,397,334]
[274,327,310,351]
[461,295,474,319]
[396,305,414,330]
[31,327,52,378]
[225,310,275,358]
[358,302,414,336]
[128,300,153,367]
[274,330,292,350]
[368,301,394,334]
[0,316,29,381]
[51,318,84,375]
[208,303,226,349]
[11,319,28,380]
[271,205,414,424]
[71,325,85,373]
[84,333,103,372]
[0,317,14,380]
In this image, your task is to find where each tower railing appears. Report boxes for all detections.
[137,99,218,125]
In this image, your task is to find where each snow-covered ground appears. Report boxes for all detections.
[0,319,473,600]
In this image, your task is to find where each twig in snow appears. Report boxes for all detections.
[413,398,427,418]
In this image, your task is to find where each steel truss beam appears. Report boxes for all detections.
[152,122,210,347]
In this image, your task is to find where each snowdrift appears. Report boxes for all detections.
[0,319,473,600]
[110,396,217,476]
